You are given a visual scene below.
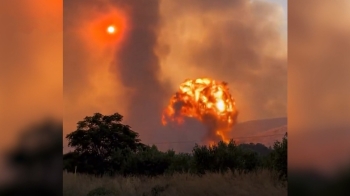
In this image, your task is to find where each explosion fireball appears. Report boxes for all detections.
[162,78,238,143]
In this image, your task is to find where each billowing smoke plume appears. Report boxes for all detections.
[109,0,170,143]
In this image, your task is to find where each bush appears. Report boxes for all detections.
[63,132,287,182]
[268,133,287,181]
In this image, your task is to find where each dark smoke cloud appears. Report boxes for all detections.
[110,0,171,143]
[202,114,226,142]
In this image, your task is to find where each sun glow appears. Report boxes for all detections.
[107,25,117,34]
[83,8,128,47]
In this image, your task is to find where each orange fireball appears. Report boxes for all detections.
[162,78,238,143]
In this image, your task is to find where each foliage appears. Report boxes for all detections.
[166,152,192,174]
[192,140,236,174]
[238,142,273,156]
[191,140,262,174]
[267,133,287,181]
[65,113,146,176]
[64,112,287,182]
[115,145,173,176]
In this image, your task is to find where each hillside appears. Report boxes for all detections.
[157,117,288,152]
[230,117,287,147]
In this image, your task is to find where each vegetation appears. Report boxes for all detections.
[65,113,146,176]
[267,133,287,180]
[63,112,287,195]
[63,170,287,196]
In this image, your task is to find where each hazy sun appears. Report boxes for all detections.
[85,9,128,46]
[107,25,116,34]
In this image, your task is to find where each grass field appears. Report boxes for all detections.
[63,170,287,196]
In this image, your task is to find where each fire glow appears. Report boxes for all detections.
[162,78,238,143]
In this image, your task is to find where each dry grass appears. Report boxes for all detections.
[63,170,287,196]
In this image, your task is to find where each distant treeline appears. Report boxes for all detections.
[63,113,287,181]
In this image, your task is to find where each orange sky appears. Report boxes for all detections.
[0,0,62,152]
[288,0,350,175]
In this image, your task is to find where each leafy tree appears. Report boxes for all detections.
[166,152,193,174]
[192,140,241,174]
[192,144,212,174]
[269,133,287,181]
[122,145,173,176]
[63,113,287,180]
[238,149,259,174]
[65,113,146,176]
[238,143,272,156]
[63,151,79,172]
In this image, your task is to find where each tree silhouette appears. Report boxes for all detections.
[63,113,287,180]
[269,132,287,181]
[65,113,146,176]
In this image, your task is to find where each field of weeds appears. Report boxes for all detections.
[63,170,287,196]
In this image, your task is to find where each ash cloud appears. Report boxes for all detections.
[110,0,170,143]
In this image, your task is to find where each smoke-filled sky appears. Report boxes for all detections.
[63,0,287,150]
[289,0,350,175]
[0,0,62,153]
